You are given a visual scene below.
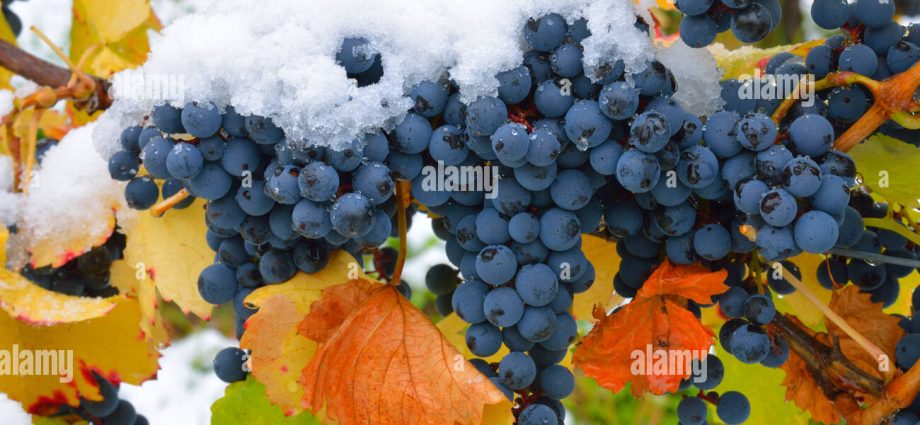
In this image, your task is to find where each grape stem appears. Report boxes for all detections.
[149,188,190,217]
[390,179,411,286]
[829,248,920,269]
[770,59,920,152]
[848,361,920,425]
[779,266,890,378]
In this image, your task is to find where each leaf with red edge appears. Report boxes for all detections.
[299,282,505,425]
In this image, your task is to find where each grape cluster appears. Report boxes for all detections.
[19,230,126,297]
[677,0,782,48]
[54,372,149,425]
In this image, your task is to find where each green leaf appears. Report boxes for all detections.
[211,376,322,425]
[716,346,811,425]
[848,134,920,210]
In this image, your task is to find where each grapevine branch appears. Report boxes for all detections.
[390,179,411,286]
[771,60,920,152]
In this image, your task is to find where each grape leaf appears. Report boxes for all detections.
[0,9,16,88]
[773,253,831,329]
[779,286,904,423]
[70,0,161,78]
[123,200,214,319]
[239,250,365,416]
[715,345,811,425]
[0,268,117,325]
[299,281,506,425]
[710,40,825,80]
[109,258,168,345]
[574,262,727,396]
[0,297,159,414]
[211,376,321,425]
[576,235,621,320]
[849,134,920,210]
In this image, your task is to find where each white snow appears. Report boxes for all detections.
[656,40,724,117]
[0,393,31,425]
[20,123,130,262]
[0,90,13,117]
[95,0,656,154]
[120,329,237,425]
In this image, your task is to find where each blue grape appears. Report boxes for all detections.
[539,208,581,251]
[717,391,751,425]
[805,45,833,78]
[291,199,331,239]
[677,397,707,425]
[744,293,776,324]
[794,210,839,253]
[789,114,835,157]
[754,145,793,183]
[781,156,822,197]
[720,286,749,318]
[534,79,574,118]
[828,87,869,123]
[221,106,246,137]
[483,286,525,327]
[259,249,296,284]
[550,43,583,78]
[476,245,518,286]
[631,61,670,97]
[466,322,502,357]
[124,176,158,210]
[119,125,142,153]
[336,37,376,74]
[330,193,375,237]
[550,169,592,211]
[541,312,577,350]
[655,202,696,237]
[896,333,920,370]
[453,280,489,324]
[518,306,558,342]
[208,194,247,230]
[526,128,561,167]
[694,224,731,260]
[428,125,469,166]
[198,264,238,304]
[509,212,540,244]
[298,161,340,202]
[162,178,194,209]
[199,136,226,161]
[353,162,393,205]
[292,240,329,273]
[589,140,624,176]
[888,41,920,73]
[677,145,719,189]
[604,201,643,237]
[465,96,507,137]
[221,138,262,177]
[616,149,660,193]
[737,113,777,152]
[386,151,424,180]
[680,15,718,48]
[475,209,510,245]
[722,151,755,188]
[492,178,532,215]
[265,165,303,204]
[394,113,432,154]
[326,141,364,172]
[524,13,568,52]
[244,116,284,145]
[515,162,557,192]
[498,351,536,390]
[180,101,221,138]
[629,111,670,154]
[597,82,639,121]
[491,123,530,165]
[731,3,772,43]
[811,0,850,29]
[539,364,574,400]
[817,257,848,289]
[497,66,533,105]
[217,237,248,268]
[666,231,698,264]
[810,174,850,215]
[108,151,140,181]
[426,264,460,296]
[140,135,173,178]
[409,80,448,118]
[518,403,559,425]
[166,142,203,179]
[756,225,797,261]
[760,188,797,226]
[152,104,184,134]
[188,162,233,200]
[847,259,887,290]
[515,264,559,307]
[502,326,535,351]
[705,111,743,158]
[839,44,878,76]
[855,0,895,29]
[729,323,771,363]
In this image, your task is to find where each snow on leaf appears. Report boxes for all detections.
[575,235,621,320]
[0,297,159,415]
[709,40,824,80]
[240,250,367,415]
[849,134,920,210]
[574,296,713,396]
[212,376,321,424]
[574,262,725,396]
[635,260,728,305]
[123,199,213,319]
[0,268,118,325]
[299,282,505,425]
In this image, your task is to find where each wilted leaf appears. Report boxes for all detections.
[781,347,841,425]
[300,282,505,425]
[124,200,213,319]
[576,235,621,320]
[0,298,159,414]
[211,376,321,425]
[636,261,728,304]
[826,285,904,381]
[0,268,117,325]
[849,134,920,210]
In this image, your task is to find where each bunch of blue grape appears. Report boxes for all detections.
[48,372,149,425]
[677,374,752,425]
[677,0,782,48]
[18,230,125,297]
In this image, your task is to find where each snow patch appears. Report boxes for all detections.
[96,0,656,153]
[657,40,724,117]
[0,393,31,425]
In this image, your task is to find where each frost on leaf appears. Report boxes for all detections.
[240,250,366,416]
[123,199,213,319]
[299,282,506,425]
[574,261,727,396]
[0,298,159,414]
[780,286,904,423]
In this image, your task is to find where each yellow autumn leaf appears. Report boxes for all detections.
[0,268,118,325]
[123,200,214,319]
[849,134,920,210]
[575,235,621,320]
[0,9,17,89]
[0,297,159,415]
[709,40,824,80]
[109,258,168,344]
[70,0,161,80]
[240,250,365,415]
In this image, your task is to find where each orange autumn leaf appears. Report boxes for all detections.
[574,262,726,396]
[636,260,729,305]
[297,278,377,343]
[299,282,505,425]
[780,350,841,425]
